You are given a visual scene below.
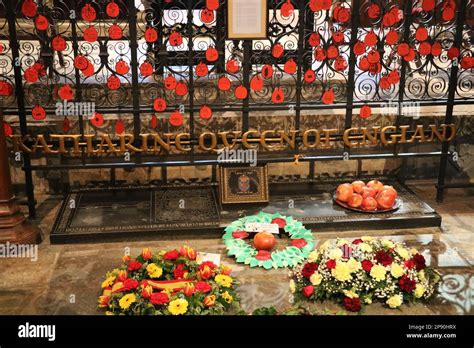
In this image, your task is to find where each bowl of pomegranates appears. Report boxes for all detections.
[333,180,401,213]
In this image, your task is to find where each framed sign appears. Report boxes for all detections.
[218,165,269,204]
[227,0,268,39]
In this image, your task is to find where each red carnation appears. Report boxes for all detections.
[399,275,417,293]
[255,250,272,261]
[302,285,314,298]
[343,297,361,312]
[352,238,364,245]
[123,278,139,290]
[361,259,373,272]
[326,259,336,270]
[291,238,308,248]
[199,261,217,270]
[302,262,319,277]
[375,250,393,266]
[232,231,249,239]
[173,264,187,279]
[127,260,142,271]
[195,281,212,293]
[413,254,426,271]
[164,250,179,260]
[404,259,415,269]
[271,218,286,228]
[150,292,169,305]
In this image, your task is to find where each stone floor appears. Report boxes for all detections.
[0,180,472,315]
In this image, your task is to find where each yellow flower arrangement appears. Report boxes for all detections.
[370,264,387,281]
[119,293,136,310]
[329,248,343,260]
[146,263,163,279]
[168,298,188,315]
[343,290,358,299]
[395,247,410,260]
[386,294,403,309]
[307,250,319,263]
[347,258,362,273]
[101,276,116,288]
[359,243,373,253]
[390,263,404,278]
[331,261,352,282]
[215,274,233,288]
[414,284,425,298]
[289,279,296,293]
[221,291,233,304]
[310,272,322,286]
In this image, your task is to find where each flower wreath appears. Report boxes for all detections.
[222,212,315,269]
[98,245,240,315]
[290,237,441,312]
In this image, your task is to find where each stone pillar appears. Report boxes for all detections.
[0,111,41,244]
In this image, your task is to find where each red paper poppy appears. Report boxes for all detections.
[234,85,248,100]
[415,27,429,42]
[115,60,130,75]
[0,81,13,96]
[250,75,264,91]
[205,47,218,62]
[460,56,474,70]
[404,48,416,62]
[3,122,12,136]
[390,7,403,23]
[314,47,326,61]
[139,61,153,77]
[332,31,345,44]
[447,46,460,60]
[35,15,49,31]
[369,62,382,74]
[169,32,183,47]
[367,3,380,19]
[359,57,370,71]
[364,31,377,47]
[304,69,316,83]
[422,0,436,11]
[442,4,455,21]
[226,59,239,74]
[255,250,272,261]
[59,84,74,101]
[32,105,46,120]
[308,33,320,47]
[169,110,184,127]
[388,70,400,84]
[322,89,335,105]
[360,104,371,119]
[63,116,70,133]
[106,1,120,18]
[200,8,215,24]
[272,87,285,104]
[115,119,125,134]
[150,114,158,129]
[386,30,399,45]
[281,0,294,17]
[418,41,431,56]
[144,27,158,43]
[108,24,123,40]
[81,4,96,22]
[261,64,273,79]
[382,12,397,27]
[272,43,284,58]
[175,81,188,96]
[431,42,442,56]
[310,0,331,11]
[24,67,39,83]
[232,231,248,239]
[291,239,307,248]
[153,98,167,112]
[353,41,366,56]
[82,62,94,77]
[164,75,177,90]
[326,45,339,59]
[107,75,121,90]
[379,76,391,90]
[206,0,219,11]
[74,55,88,70]
[333,5,350,23]
[397,43,410,57]
[195,62,208,77]
[271,217,286,228]
[90,112,104,127]
[21,0,38,17]
[83,26,98,43]
[284,59,297,74]
[52,35,67,52]
[334,56,347,71]
[199,105,213,120]
[217,76,231,91]
[367,49,380,64]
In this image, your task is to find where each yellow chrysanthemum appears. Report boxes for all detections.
[310,272,323,286]
[101,276,116,288]
[289,279,296,294]
[331,261,352,282]
[359,243,373,253]
[347,258,362,273]
[146,263,163,279]
[215,274,233,288]
[343,290,358,299]
[361,236,373,242]
[307,250,319,263]
[410,248,419,256]
[336,239,349,247]
[370,265,387,281]
[119,293,136,310]
[390,263,405,278]
[414,284,425,298]
[396,247,410,260]
[386,294,403,309]
[168,298,188,315]
[418,270,426,281]
[381,239,395,249]
[319,240,331,252]
[329,248,343,260]
[221,291,233,304]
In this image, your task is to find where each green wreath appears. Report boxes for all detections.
[222,212,315,270]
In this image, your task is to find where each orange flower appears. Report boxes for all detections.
[204,295,216,307]
[142,248,152,261]
[220,265,232,276]
[117,270,128,282]
[183,283,195,297]
[200,265,213,280]
[179,245,197,260]
[98,295,109,308]
[141,285,153,299]
[122,255,131,263]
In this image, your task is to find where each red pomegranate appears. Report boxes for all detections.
[347,194,363,208]
[362,197,378,211]
[253,232,276,251]
[383,185,398,199]
[336,183,353,203]
[376,189,397,209]
[361,186,377,199]
[367,179,384,192]
[351,180,366,194]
